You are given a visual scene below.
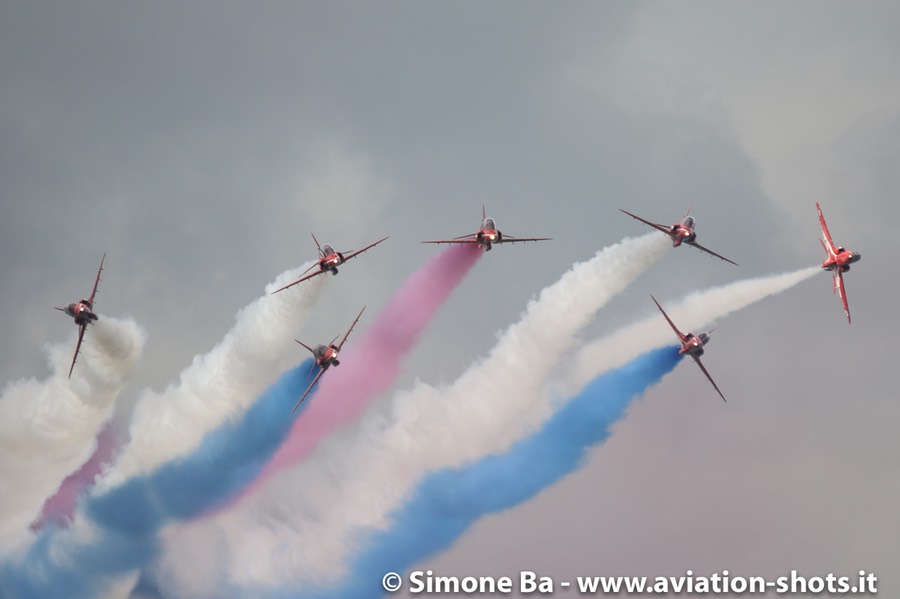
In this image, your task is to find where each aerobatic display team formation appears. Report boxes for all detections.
[2,202,863,598]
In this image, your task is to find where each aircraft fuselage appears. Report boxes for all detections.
[679,332,710,357]
[318,247,346,273]
[64,301,98,326]
[822,248,861,273]
[314,344,340,368]
[475,224,502,251]
[668,221,697,247]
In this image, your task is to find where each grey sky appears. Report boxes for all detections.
[1,2,897,597]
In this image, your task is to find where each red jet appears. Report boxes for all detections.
[651,295,726,402]
[817,202,860,324]
[271,234,389,294]
[422,205,551,251]
[620,206,738,266]
[55,252,105,378]
[291,306,366,413]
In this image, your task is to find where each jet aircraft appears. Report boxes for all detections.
[271,234,389,294]
[816,202,860,324]
[291,306,366,413]
[55,252,105,378]
[422,205,551,251]
[620,206,738,266]
[651,295,726,402]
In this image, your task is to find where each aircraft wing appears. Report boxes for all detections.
[496,234,552,244]
[336,306,366,351]
[295,339,317,357]
[816,202,838,258]
[270,263,322,295]
[834,269,851,324]
[619,209,673,235]
[651,295,689,343]
[340,236,390,262]
[68,325,87,379]
[87,253,106,306]
[291,366,326,414]
[421,239,482,245]
[421,234,480,245]
[685,240,739,266]
[690,354,727,402]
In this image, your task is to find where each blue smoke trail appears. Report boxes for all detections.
[0,360,319,599]
[283,346,681,599]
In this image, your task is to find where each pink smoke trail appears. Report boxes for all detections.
[30,424,120,530]
[241,243,481,501]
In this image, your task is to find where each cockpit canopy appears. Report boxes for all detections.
[852,251,862,262]
[682,216,695,229]
[698,332,710,345]
[481,218,496,230]
[321,245,335,256]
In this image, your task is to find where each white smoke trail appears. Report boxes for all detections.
[0,316,145,551]
[152,233,672,596]
[568,266,821,391]
[99,266,324,488]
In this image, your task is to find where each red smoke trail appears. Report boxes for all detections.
[239,243,481,502]
[31,424,120,530]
